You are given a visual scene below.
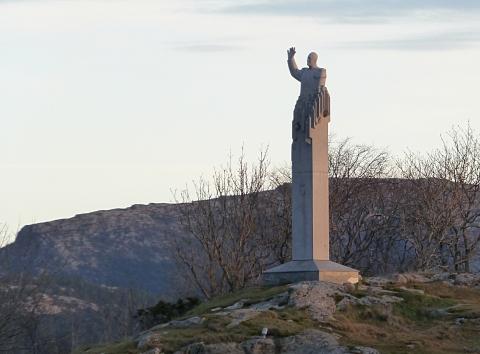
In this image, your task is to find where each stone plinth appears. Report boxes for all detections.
[263,260,359,285]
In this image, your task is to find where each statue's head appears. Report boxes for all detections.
[307,52,318,68]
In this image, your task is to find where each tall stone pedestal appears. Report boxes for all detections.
[264,108,359,285]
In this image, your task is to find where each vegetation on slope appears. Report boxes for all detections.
[76,278,480,354]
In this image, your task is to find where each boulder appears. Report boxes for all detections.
[241,337,276,354]
[336,294,402,311]
[278,329,379,354]
[136,331,163,350]
[278,329,343,354]
[288,282,343,321]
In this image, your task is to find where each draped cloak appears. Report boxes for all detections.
[288,59,330,143]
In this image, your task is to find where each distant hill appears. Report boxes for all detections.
[1,203,191,298]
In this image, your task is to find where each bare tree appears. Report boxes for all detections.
[267,165,293,264]
[396,151,457,270]
[396,124,480,272]
[328,138,408,274]
[174,148,280,298]
[435,124,480,271]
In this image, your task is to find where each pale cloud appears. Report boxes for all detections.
[213,0,480,22]
[174,43,242,52]
[339,30,480,51]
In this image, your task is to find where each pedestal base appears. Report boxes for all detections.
[263,260,359,285]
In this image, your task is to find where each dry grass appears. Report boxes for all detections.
[332,282,480,354]
[74,339,139,354]
[185,285,289,317]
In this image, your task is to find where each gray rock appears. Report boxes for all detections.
[278,329,379,354]
[141,349,162,354]
[428,308,450,318]
[211,311,229,317]
[336,297,357,311]
[399,273,430,283]
[170,316,205,328]
[135,317,205,349]
[225,300,246,310]
[342,282,355,293]
[430,272,452,282]
[227,309,262,328]
[358,295,403,306]
[241,337,276,354]
[369,273,431,286]
[366,286,398,296]
[153,316,205,329]
[279,329,344,354]
[175,342,244,354]
[364,277,391,287]
[288,282,343,321]
[137,331,162,350]
[337,293,402,311]
[250,292,289,311]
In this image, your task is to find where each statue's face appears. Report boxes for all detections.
[307,52,318,68]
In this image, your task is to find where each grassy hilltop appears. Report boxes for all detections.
[76,273,480,354]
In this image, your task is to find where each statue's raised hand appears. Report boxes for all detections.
[287,47,296,60]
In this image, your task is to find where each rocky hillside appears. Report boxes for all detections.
[77,272,480,354]
[0,273,158,353]
[1,203,189,297]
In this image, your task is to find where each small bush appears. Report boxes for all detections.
[136,297,200,330]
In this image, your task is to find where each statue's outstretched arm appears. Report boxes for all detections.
[287,47,302,82]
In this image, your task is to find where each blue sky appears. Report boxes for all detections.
[1,0,479,242]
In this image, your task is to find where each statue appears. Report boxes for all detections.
[287,47,330,144]
[262,47,359,285]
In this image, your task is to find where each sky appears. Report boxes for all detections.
[1,0,480,242]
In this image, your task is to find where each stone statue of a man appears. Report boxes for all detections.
[262,47,359,285]
[287,47,330,143]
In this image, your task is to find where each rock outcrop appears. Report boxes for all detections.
[130,273,480,354]
[172,330,379,354]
